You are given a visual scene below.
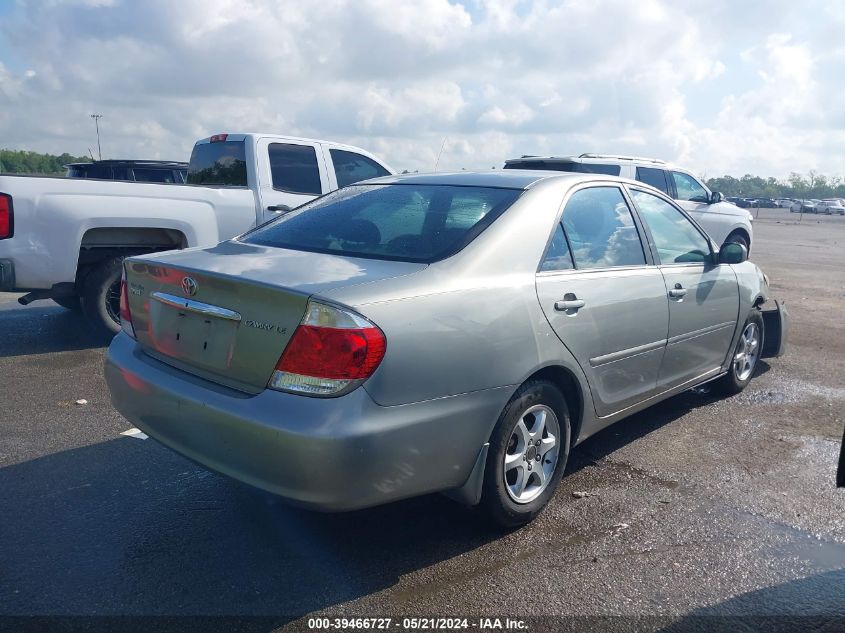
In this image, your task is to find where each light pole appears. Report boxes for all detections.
[90,114,103,160]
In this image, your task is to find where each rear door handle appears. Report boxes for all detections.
[267,204,292,213]
[554,297,586,311]
[668,283,687,298]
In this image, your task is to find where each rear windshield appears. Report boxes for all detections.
[242,184,522,263]
[187,140,247,186]
[505,160,620,176]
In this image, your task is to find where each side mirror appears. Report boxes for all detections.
[719,242,747,264]
[710,191,724,204]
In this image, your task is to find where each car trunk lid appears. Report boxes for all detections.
[124,240,425,393]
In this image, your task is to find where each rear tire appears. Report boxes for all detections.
[481,380,571,529]
[52,296,81,311]
[80,256,125,337]
[715,310,763,396]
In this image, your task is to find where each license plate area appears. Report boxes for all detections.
[149,294,240,371]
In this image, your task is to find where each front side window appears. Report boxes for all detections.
[671,171,709,202]
[330,149,390,188]
[269,143,322,195]
[243,184,521,263]
[539,222,574,272]
[635,167,670,195]
[630,189,711,264]
[561,187,646,269]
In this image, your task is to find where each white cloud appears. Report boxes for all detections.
[0,0,843,177]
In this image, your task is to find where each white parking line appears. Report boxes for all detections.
[120,427,148,440]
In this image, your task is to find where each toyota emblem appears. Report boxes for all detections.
[181,276,198,297]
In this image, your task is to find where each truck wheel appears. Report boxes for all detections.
[52,296,82,311]
[80,256,125,336]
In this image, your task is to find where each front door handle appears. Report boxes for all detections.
[668,283,687,299]
[554,295,586,311]
[267,204,292,214]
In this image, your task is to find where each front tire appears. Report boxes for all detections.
[724,232,749,252]
[715,310,763,395]
[80,256,125,336]
[481,380,571,528]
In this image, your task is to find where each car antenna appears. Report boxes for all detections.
[434,137,448,171]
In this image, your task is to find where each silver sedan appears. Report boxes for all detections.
[105,171,787,527]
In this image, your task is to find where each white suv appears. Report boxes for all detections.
[504,154,754,251]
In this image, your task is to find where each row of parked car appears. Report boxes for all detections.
[790,198,845,214]
[726,196,845,214]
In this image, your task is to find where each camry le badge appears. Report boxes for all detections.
[181,276,198,297]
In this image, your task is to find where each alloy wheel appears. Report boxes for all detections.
[733,322,760,381]
[503,404,560,504]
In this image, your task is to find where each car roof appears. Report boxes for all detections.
[360,170,596,189]
[504,154,697,173]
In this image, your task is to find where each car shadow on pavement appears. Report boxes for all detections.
[0,436,500,630]
[0,304,107,357]
[564,373,769,475]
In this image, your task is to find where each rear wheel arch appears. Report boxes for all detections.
[75,227,188,286]
[521,365,585,446]
[73,227,188,335]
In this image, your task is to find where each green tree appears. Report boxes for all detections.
[0,149,90,175]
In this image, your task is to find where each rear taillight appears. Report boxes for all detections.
[119,269,136,339]
[209,133,228,143]
[0,193,13,240]
[269,300,386,396]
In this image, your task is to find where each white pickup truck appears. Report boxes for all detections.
[0,133,393,333]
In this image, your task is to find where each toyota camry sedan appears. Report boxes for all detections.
[105,171,787,527]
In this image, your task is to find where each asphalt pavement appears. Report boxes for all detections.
[1,207,844,632]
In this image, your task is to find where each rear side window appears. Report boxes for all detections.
[561,187,646,269]
[539,223,574,272]
[269,143,322,195]
[243,184,521,263]
[505,160,620,176]
[635,167,670,195]
[66,165,88,178]
[331,149,390,188]
[187,141,247,186]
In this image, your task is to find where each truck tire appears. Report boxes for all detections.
[52,296,82,311]
[80,256,125,336]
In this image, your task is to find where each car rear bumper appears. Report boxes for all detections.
[105,332,510,511]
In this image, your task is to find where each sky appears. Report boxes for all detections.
[1,0,844,178]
